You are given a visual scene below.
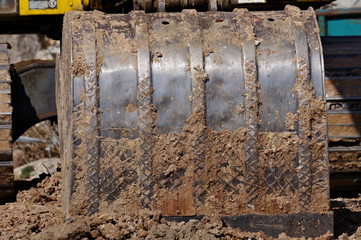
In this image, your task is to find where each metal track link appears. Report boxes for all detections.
[323,36,361,176]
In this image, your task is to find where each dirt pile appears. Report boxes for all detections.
[0,171,337,240]
[33,210,270,240]
[0,172,62,239]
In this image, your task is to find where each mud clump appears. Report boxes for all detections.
[285,112,297,131]
[0,172,62,239]
[70,53,89,77]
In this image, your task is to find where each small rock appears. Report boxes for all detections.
[138,229,148,238]
[13,148,26,168]
[98,223,122,240]
[90,229,100,238]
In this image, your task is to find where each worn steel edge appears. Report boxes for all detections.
[166,213,334,238]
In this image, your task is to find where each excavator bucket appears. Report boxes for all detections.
[57,7,333,237]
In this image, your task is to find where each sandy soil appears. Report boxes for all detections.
[1,170,359,240]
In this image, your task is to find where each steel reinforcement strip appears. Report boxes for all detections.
[134,12,154,208]
[184,9,207,209]
[305,12,330,207]
[289,11,312,210]
[235,9,260,209]
[73,15,101,215]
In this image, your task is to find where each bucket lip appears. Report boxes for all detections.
[165,212,334,238]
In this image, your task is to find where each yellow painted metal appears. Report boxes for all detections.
[83,0,90,8]
[19,0,84,15]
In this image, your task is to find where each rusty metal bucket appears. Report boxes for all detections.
[57,7,332,237]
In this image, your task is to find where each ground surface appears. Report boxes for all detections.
[0,172,329,240]
[0,171,359,240]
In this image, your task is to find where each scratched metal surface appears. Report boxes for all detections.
[59,8,328,222]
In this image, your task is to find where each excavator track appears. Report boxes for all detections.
[0,44,13,201]
[323,36,361,194]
